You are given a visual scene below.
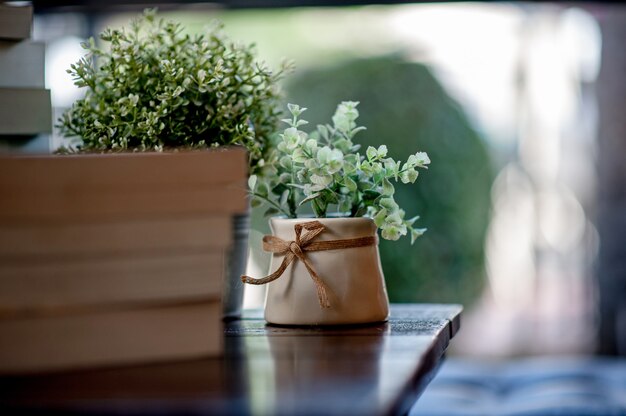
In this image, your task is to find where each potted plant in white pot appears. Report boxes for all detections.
[58,9,290,319]
[243,101,430,325]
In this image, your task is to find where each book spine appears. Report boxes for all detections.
[0,88,52,135]
[0,5,32,41]
[0,252,224,310]
[0,301,223,373]
[0,41,45,88]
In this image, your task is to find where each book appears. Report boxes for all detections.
[0,4,32,41]
[0,40,45,88]
[0,300,222,374]
[0,88,52,135]
[0,215,232,258]
[0,251,225,310]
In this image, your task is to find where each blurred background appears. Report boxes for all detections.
[27,1,625,359]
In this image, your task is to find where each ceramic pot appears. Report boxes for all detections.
[264,217,389,326]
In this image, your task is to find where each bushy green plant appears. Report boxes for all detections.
[58,9,289,172]
[249,101,430,243]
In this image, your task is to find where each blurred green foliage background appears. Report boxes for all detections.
[284,56,494,306]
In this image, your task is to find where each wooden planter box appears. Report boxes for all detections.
[0,148,248,373]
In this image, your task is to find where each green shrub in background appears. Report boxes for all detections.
[283,56,494,307]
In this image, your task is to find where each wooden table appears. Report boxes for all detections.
[0,304,461,415]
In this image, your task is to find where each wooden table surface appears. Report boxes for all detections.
[0,303,462,415]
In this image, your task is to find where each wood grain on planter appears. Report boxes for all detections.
[0,301,222,374]
[0,252,224,310]
[0,149,247,220]
[0,216,231,257]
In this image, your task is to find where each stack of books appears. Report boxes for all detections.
[0,3,52,147]
[0,148,248,373]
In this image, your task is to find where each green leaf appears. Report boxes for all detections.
[304,158,318,170]
[279,190,289,208]
[292,148,307,163]
[366,146,377,161]
[299,192,321,206]
[414,151,431,166]
[309,184,326,192]
[256,182,269,198]
[355,206,367,217]
[385,211,403,225]
[344,176,358,192]
[381,225,401,241]
[343,161,357,174]
[310,174,333,187]
[382,177,395,196]
[272,182,289,196]
[344,153,359,165]
[360,161,374,175]
[279,173,292,183]
[373,208,387,227]
[363,189,381,204]
[349,126,366,137]
[247,174,257,191]
[317,146,332,164]
[410,228,426,244]
[305,139,318,152]
[338,197,351,213]
[405,215,420,226]
[317,124,329,141]
[383,158,399,177]
[334,138,352,152]
[250,198,262,208]
[279,155,292,169]
[325,192,339,204]
[400,169,418,184]
[287,103,301,116]
[264,207,280,217]
[379,197,399,211]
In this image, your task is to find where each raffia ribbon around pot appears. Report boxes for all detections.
[241,220,376,308]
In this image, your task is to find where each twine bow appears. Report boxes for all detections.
[241,220,377,308]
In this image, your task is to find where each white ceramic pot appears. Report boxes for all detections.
[264,217,389,326]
